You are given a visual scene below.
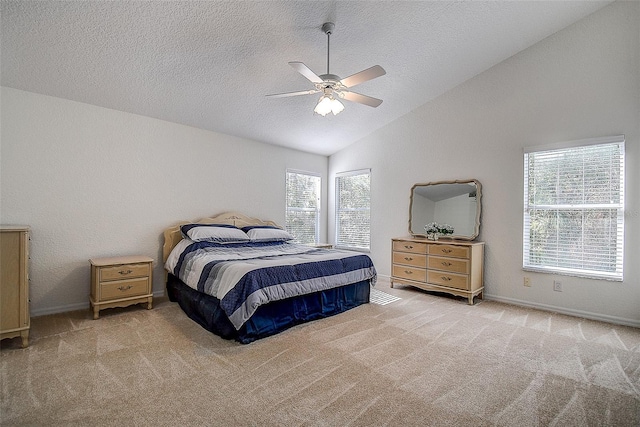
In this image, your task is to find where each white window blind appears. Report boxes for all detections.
[335,169,371,251]
[523,136,625,280]
[285,170,320,245]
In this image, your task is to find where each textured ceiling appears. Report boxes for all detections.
[1,1,611,156]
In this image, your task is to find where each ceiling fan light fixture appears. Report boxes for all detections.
[314,95,332,116]
[314,94,344,116]
[330,97,345,115]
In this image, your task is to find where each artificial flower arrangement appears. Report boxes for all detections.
[424,222,454,240]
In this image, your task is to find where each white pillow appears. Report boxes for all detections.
[243,227,294,242]
[181,224,250,243]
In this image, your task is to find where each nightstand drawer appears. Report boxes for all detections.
[100,263,150,281]
[100,277,150,301]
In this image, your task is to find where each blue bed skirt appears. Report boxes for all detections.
[166,274,371,344]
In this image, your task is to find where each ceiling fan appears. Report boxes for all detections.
[266,22,386,116]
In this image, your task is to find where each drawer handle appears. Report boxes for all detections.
[404,270,413,275]
[117,285,133,291]
[441,261,452,267]
[404,245,413,249]
[441,249,453,254]
[440,276,452,281]
[119,269,133,275]
[404,257,413,261]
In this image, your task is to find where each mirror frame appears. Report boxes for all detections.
[408,179,482,241]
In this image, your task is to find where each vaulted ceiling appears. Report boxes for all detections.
[1,1,611,155]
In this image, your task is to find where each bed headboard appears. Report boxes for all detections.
[162,211,281,263]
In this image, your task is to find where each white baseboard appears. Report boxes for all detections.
[484,293,640,328]
[376,274,391,283]
[32,301,90,317]
[32,285,639,328]
[31,290,167,317]
[378,274,638,328]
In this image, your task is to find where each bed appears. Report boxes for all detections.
[163,212,377,343]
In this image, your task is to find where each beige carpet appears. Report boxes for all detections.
[2,282,639,426]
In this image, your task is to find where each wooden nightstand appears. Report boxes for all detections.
[312,244,333,249]
[89,255,153,319]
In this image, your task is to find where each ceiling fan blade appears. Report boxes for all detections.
[289,62,324,84]
[266,89,319,98]
[342,91,383,108]
[340,65,386,88]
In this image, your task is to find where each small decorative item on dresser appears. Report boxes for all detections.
[89,255,153,319]
[423,222,454,241]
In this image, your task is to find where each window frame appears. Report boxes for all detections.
[522,135,625,281]
[335,168,371,252]
[285,169,321,245]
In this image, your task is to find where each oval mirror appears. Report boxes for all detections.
[409,179,482,240]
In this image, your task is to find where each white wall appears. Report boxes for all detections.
[0,87,328,315]
[411,195,435,234]
[433,194,476,237]
[329,1,639,326]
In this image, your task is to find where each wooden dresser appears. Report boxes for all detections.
[90,255,153,319]
[0,226,30,347]
[391,236,484,304]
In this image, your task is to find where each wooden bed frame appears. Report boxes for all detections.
[162,211,280,266]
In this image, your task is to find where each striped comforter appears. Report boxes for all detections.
[165,240,377,330]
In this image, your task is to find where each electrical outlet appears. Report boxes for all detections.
[553,280,562,292]
[524,277,531,287]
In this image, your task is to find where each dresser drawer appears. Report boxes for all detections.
[393,240,427,254]
[393,252,427,268]
[428,255,469,274]
[428,244,470,259]
[427,270,469,290]
[100,263,150,281]
[100,277,150,301]
[393,265,427,282]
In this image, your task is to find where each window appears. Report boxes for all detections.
[285,170,321,244]
[335,169,371,251]
[523,136,625,280]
